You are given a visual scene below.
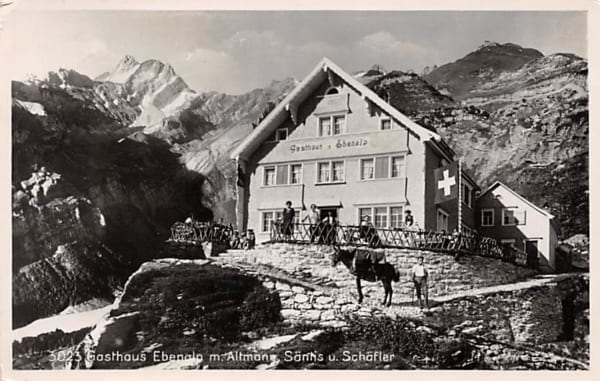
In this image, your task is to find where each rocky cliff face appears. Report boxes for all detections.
[366,43,588,236]
[11,77,210,327]
[177,78,296,221]
[12,56,294,326]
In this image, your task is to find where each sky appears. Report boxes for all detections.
[7,10,587,94]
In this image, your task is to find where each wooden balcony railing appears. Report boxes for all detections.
[269,222,537,269]
[165,219,537,269]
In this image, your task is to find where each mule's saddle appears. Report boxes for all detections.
[351,248,386,273]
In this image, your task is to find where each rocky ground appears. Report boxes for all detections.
[12,243,586,371]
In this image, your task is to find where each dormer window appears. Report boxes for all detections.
[324,87,340,96]
[380,118,392,130]
[275,128,288,141]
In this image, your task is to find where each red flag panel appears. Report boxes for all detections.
[434,162,459,204]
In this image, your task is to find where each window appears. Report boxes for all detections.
[462,183,473,208]
[290,164,302,184]
[391,156,405,178]
[317,161,345,184]
[361,155,406,180]
[264,167,276,186]
[503,208,526,225]
[374,207,388,228]
[380,118,392,130]
[502,208,521,226]
[263,164,302,186]
[319,117,331,136]
[262,210,290,233]
[357,205,404,229]
[359,207,372,223]
[262,211,275,233]
[390,207,403,228]
[501,239,515,250]
[437,208,449,232]
[481,209,494,227]
[332,161,344,182]
[318,115,345,136]
[333,115,345,135]
[275,128,288,141]
[317,162,330,183]
[360,159,374,180]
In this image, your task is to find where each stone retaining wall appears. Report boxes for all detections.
[235,243,537,298]
[216,261,383,328]
[426,274,588,346]
[216,244,588,348]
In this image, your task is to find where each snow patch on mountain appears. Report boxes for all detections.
[14,100,46,116]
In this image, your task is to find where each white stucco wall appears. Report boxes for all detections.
[477,184,556,270]
[244,80,429,242]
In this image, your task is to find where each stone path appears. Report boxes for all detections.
[433,272,586,304]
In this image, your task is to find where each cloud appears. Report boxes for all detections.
[175,46,256,94]
[356,31,439,71]
[225,30,284,52]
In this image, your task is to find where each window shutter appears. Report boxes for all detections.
[276,165,288,185]
[375,157,389,179]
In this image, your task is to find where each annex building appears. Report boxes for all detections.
[230,58,558,271]
[477,181,559,272]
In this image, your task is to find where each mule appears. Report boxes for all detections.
[331,245,400,307]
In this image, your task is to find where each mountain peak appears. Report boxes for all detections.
[99,55,141,84]
[118,55,139,67]
[475,41,542,57]
[479,40,501,49]
[47,68,94,88]
[424,41,544,99]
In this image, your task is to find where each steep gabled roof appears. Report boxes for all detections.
[478,181,555,219]
[230,57,445,161]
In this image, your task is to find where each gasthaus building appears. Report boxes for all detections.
[230,58,479,244]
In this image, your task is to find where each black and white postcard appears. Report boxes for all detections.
[1,0,596,378]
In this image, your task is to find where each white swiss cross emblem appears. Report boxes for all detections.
[438,169,456,196]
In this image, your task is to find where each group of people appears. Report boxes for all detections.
[277,201,338,244]
[229,229,256,250]
[181,217,256,250]
[276,201,423,248]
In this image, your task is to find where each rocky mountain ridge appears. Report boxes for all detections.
[11,58,294,326]
[363,43,588,235]
[423,41,544,99]
[11,42,588,327]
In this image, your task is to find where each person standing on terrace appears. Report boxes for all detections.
[282,200,295,242]
[303,204,320,243]
[404,209,414,228]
